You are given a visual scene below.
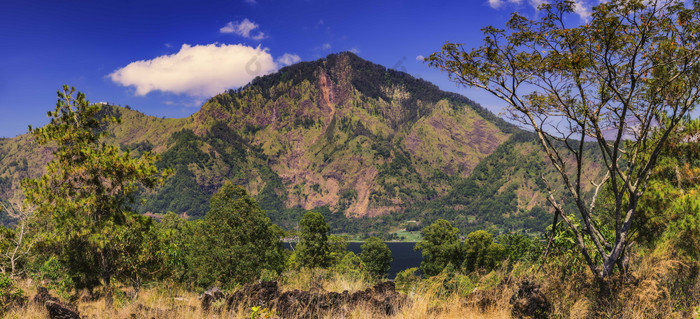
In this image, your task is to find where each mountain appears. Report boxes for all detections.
[0,52,579,234]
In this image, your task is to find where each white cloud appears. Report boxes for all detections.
[573,0,592,21]
[350,47,360,54]
[109,43,277,97]
[488,0,522,9]
[220,18,267,40]
[528,0,546,8]
[277,53,301,66]
[322,43,332,50]
[416,55,425,61]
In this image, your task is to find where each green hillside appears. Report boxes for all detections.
[0,52,574,235]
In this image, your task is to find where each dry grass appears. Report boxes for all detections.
[3,272,512,319]
[4,249,698,318]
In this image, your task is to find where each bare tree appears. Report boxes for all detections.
[428,0,700,279]
[0,197,39,278]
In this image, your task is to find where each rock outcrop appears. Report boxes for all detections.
[223,280,408,318]
[32,287,80,319]
[510,280,551,319]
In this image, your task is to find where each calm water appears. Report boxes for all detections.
[285,242,422,279]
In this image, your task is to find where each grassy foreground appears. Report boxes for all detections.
[3,246,698,319]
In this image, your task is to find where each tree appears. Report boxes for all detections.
[155,212,201,284]
[415,219,464,276]
[194,182,285,288]
[360,237,393,279]
[21,86,170,304]
[295,212,332,268]
[462,230,505,273]
[428,0,700,279]
[0,197,39,278]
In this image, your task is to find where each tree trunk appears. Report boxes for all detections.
[101,251,113,308]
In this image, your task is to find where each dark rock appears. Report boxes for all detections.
[45,300,80,319]
[225,281,408,318]
[348,281,406,315]
[32,286,60,306]
[201,287,226,312]
[510,280,551,319]
[226,281,279,310]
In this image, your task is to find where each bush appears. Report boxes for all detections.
[395,267,421,293]
[0,273,25,314]
[334,252,368,281]
[360,237,393,279]
[34,256,74,300]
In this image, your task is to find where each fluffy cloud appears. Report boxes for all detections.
[572,1,592,20]
[528,0,545,8]
[109,43,278,97]
[220,18,267,40]
[277,53,301,66]
[488,0,522,9]
[416,55,425,61]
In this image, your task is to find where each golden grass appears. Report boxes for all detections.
[4,248,698,319]
[3,273,512,319]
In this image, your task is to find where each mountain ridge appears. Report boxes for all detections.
[0,52,559,235]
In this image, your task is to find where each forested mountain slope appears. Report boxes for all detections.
[0,52,594,234]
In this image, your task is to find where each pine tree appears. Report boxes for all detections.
[21,86,170,305]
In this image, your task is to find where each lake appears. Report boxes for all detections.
[286,242,422,279]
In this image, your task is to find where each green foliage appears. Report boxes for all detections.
[636,117,700,259]
[360,237,393,279]
[111,214,168,289]
[394,267,421,293]
[20,86,171,297]
[34,256,73,300]
[194,181,286,289]
[499,232,542,264]
[426,263,476,298]
[542,215,591,277]
[334,251,368,281]
[327,235,349,266]
[294,212,332,269]
[154,212,201,285]
[415,219,464,277]
[0,273,24,314]
[462,230,505,273]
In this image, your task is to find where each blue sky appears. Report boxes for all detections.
[0,0,595,138]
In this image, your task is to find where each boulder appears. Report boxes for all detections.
[510,280,551,319]
[200,287,226,312]
[32,286,60,306]
[224,281,407,318]
[45,300,80,319]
